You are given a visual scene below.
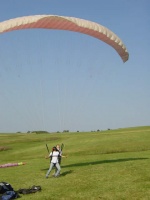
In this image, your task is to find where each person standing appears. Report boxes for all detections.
[56,144,62,165]
[45,146,61,178]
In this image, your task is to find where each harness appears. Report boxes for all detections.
[50,150,60,164]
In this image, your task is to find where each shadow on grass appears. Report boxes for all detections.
[41,167,73,177]
[61,157,149,168]
[60,170,73,177]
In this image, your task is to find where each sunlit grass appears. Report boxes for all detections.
[0,126,150,199]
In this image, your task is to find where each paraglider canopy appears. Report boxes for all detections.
[0,15,129,62]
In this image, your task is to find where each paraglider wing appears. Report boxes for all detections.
[0,162,26,168]
[0,15,129,62]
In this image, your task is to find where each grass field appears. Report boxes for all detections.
[0,126,150,200]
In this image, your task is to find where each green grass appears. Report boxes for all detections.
[0,126,150,200]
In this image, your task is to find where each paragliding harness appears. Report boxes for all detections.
[47,144,64,165]
[57,152,61,165]
[17,185,41,195]
[58,143,64,165]
[52,143,64,165]
[0,182,19,199]
[0,182,41,199]
[50,147,61,166]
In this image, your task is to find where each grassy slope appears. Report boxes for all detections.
[0,126,150,200]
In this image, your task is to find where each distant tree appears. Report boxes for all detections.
[63,130,69,133]
[32,131,49,134]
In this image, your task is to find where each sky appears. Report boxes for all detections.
[0,0,149,133]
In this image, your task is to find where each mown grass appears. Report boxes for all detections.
[0,126,150,200]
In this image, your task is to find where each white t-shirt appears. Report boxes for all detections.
[50,151,60,163]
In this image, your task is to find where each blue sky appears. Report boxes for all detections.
[0,0,149,133]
